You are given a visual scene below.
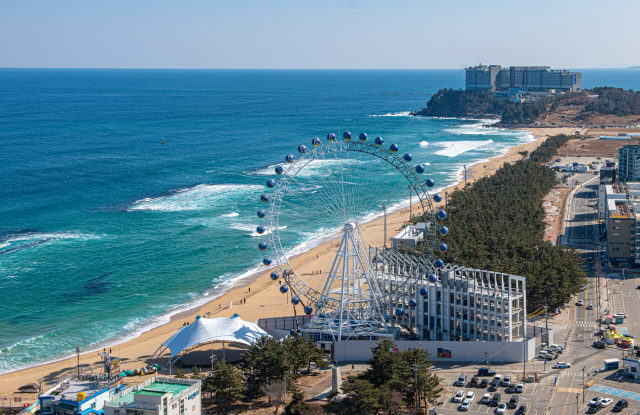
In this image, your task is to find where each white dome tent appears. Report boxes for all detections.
[151,314,270,371]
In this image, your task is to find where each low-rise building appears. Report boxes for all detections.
[39,378,123,415]
[104,377,201,415]
[391,223,427,250]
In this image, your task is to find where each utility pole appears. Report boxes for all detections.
[464,165,467,187]
[383,205,387,248]
[582,367,585,403]
[412,359,419,409]
[486,351,490,370]
[409,185,412,221]
[76,346,81,378]
[543,303,549,334]
[523,341,526,381]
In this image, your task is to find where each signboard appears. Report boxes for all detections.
[108,358,120,375]
[437,348,452,358]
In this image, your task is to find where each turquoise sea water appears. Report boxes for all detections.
[0,68,638,374]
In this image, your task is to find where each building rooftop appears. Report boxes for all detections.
[110,380,192,404]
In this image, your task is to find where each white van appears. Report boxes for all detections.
[549,344,564,352]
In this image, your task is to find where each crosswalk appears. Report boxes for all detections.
[558,371,587,377]
[574,321,598,328]
[557,387,583,393]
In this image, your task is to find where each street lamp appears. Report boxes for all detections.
[582,367,585,403]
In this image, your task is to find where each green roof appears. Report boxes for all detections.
[143,382,191,395]
[134,390,168,397]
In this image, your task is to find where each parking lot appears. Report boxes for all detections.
[433,369,552,415]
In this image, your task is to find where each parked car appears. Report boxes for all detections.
[613,400,628,411]
[481,393,492,404]
[508,395,520,409]
[478,367,497,377]
[456,374,468,386]
[480,379,488,388]
[502,375,511,386]
[470,376,479,387]
[465,392,475,402]
[600,398,613,407]
[587,304,594,310]
[588,403,602,414]
[488,381,500,392]
[554,362,572,369]
[515,405,528,415]
[493,374,503,383]
[496,403,507,414]
[589,397,604,407]
[515,384,524,393]
[613,313,628,319]
[454,390,465,403]
[491,394,502,407]
[460,399,472,411]
[505,384,516,393]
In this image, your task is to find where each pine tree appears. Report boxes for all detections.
[285,385,310,415]
[205,359,245,407]
[175,368,185,379]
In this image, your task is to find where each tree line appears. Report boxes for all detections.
[180,336,442,414]
[528,134,573,163]
[326,339,442,415]
[584,87,640,117]
[417,158,586,307]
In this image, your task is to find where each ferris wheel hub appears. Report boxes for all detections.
[343,222,357,231]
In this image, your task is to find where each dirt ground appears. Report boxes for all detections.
[556,138,640,158]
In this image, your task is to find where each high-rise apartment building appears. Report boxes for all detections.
[465,65,582,94]
[618,145,640,182]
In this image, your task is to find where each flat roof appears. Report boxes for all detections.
[134,390,168,397]
[143,382,191,395]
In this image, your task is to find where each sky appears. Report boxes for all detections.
[1,0,639,69]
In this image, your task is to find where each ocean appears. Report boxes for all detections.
[1,68,638,374]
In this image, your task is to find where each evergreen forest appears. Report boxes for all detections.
[418,155,586,307]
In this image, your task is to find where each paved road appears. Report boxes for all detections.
[549,175,640,415]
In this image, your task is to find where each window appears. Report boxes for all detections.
[613,233,621,236]
[163,397,168,415]
[614,226,621,230]
[615,220,622,223]
[180,400,184,415]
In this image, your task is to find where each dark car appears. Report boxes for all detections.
[505,384,516,393]
[588,403,602,414]
[478,367,497,377]
[470,376,479,387]
[508,396,519,409]
[488,381,500,392]
[593,341,607,349]
[515,405,528,415]
[479,379,488,388]
[613,400,628,412]
[491,394,502,407]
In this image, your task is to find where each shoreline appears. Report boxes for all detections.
[0,124,576,397]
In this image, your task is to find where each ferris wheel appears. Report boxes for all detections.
[254,132,449,340]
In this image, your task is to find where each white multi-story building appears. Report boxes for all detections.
[371,249,527,342]
[104,377,201,415]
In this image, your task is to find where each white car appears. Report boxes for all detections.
[589,397,604,407]
[515,384,525,393]
[460,399,472,411]
[496,403,507,414]
[554,362,572,369]
[502,375,511,386]
[454,390,465,403]
[482,393,492,404]
[465,391,475,402]
[613,313,628,319]
[577,300,584,306]
[600,398,613,407]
